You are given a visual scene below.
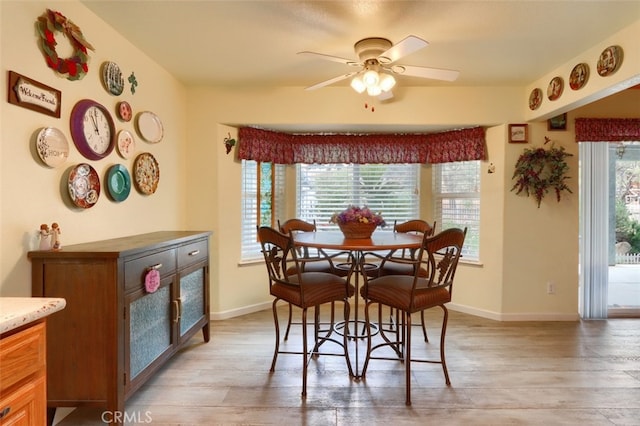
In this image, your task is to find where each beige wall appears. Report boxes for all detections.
[1,1,188,295]
[2,2,639,321]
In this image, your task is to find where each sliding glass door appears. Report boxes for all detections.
[580,141,640,318]
[609,142,640,317]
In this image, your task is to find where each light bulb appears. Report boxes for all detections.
[379,73,396,92]
[362,70,379,87]
[367,86,382,96]
[350,76,366,93]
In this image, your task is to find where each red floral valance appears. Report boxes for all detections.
[238,126,486,164]
[575,118,640,142]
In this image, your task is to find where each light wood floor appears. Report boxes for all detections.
[56,305,640,425]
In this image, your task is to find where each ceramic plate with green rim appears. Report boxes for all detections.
[106,164,131,202]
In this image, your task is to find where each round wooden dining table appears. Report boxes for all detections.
[292,230,423,378]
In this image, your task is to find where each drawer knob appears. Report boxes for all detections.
[188,250,200,256]
[0,406,11,420]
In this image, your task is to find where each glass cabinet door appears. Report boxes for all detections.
[178,264,206,339]
[127,277,174,383]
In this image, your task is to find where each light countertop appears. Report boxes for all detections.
[0,297,66,334]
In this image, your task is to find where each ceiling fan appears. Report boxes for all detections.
[298,35,460,99]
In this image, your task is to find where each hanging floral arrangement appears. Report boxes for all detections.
[36,9,94,81]
[511,137,573,208]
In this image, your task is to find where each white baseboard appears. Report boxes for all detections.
[210,301,271,320]
[448,302,580,321]
[210,301,579,322]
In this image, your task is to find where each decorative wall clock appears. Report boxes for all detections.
[70,99,116,160]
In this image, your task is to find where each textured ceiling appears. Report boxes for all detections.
[82,1,640,89]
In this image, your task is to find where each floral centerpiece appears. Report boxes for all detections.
[330,205,385,239]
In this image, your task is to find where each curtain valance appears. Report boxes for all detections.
[575,118,640,142]
[238,126,486,164]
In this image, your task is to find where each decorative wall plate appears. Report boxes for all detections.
[36,127,69,167]
[101,61,124,95]
[133,152,160,195]
[528,88,542,110]
[136,111,164,143]
[106,164,131,202]
[547,76,563,101]
[117,101,132,122]
[68,163,100,208]
[569,63,589,90]
[597,45,623,76]
[117,130,136,159]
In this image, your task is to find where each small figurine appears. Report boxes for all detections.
[39,224,50,250]
[50,222,61,250]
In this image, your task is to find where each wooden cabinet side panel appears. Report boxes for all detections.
[38,261,118,405]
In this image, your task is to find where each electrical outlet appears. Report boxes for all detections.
[547,282,555,294]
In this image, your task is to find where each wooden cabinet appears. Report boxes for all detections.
[28,231,211,424]
[0,321,47,426]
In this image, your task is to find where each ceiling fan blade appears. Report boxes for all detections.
[391,64,460,82]
[297,51,359,66]
[304,71,360,91]
[378,35,428,64]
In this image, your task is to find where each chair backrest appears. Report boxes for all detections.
[257,226,300,287]
[387,219,436,261]
[278,218,316,234]
[418,227,467,294]
[393,219,436,237]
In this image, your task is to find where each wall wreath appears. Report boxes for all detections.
[511,137,573,208]
[36,9,94,81]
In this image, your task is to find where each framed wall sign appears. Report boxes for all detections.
[548,113,567,131]
[509,124,528,143]
[7,71,61,118]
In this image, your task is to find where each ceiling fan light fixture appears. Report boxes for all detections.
[350,76,366,93]
[379,73,396,92]
[362,69,379,87]
[367,85,382,96]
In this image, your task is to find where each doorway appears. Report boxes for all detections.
[579,141,640,319]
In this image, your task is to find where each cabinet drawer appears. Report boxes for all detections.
[125,249,176,292]
[0,375,46,426]
[0,323,45,393]
[177,239,208,268]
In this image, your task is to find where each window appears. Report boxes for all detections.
[433,160,480,261]
[296,163,420,230]
[241,160,285,261]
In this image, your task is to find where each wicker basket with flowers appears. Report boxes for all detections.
[330,205,385,239]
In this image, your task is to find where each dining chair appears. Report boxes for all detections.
[360,227,466,406]
[277,218,351,340]
[368,219,436,342]
[257,226,355,397]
